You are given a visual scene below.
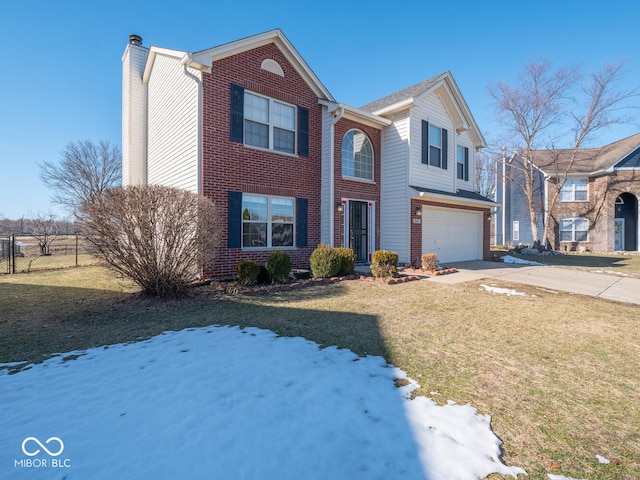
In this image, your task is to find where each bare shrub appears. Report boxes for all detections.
[81,185,221,297]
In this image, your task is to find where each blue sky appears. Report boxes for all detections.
[1,0,638,220]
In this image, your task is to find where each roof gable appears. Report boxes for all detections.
[190,29,334,102]
[360,71,485,148]
[530,133,640,175]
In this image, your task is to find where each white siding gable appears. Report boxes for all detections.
[409,89,457,192]
[146,53,200,193]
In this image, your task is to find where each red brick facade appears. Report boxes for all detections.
[332,118,382,255]
[201,44,324,277]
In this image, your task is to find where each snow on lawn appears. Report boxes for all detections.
[1,326,526,480]
[502,255,545,266]
[480,284,527,297]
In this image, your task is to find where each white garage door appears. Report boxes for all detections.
[422,207,483,264]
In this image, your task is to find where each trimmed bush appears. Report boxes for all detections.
[370,250,399,278]
[310,243,342,278]
[335,248,356,276]
[421,253,439,271]
[236,260,260,286]
[265,250,292,284]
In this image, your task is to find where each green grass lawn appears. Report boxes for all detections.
[1,265,639,479]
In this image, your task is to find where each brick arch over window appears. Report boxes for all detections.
[341,129,374,181]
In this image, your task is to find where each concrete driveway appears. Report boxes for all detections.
[425,260,640,306]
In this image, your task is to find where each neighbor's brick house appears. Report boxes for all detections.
[123,30,493,278]
[496,133,640,252]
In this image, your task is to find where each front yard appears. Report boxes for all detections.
[1,264,639,479]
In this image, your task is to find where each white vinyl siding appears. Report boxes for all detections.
[380,112,411,262]
[410,92,454,192]
[147,54,200,193]
[122,44,148,186]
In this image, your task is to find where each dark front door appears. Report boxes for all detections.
[349,201,369,263]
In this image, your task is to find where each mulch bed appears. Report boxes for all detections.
[401,267,459,276]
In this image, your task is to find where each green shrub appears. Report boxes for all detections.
[334,247,356,276]
[310,243,342,278]
[421,253,439,271]
[370,250,399,278]
[236,260,260,286]
[265,250,292,284]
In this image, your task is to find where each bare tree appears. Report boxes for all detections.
[39,140,121,215]
[81,185,221,297]
[475,147,497,199]
[490,60,637,248]
[30,213,59,255]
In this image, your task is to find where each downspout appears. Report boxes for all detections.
[329,105,344,247]
[501,146,507,245]
[181,54,203,195]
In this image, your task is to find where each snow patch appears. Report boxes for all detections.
[548,475,586,480]
[595,454,611,464]
[502,255,545,266]
[0,325,526,480]
[480,284,527,297]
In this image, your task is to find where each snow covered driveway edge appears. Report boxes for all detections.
[1,325,526,479]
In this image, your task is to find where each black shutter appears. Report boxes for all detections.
[230,84,244,143]
[421,120,429,164]
[464,147,469,181]
[297,197,308,247]
[298,107,309,157]
[228,191,242,248]
[442,128,448,170]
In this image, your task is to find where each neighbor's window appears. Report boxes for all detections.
[560,217,588,242]
[241,194,294,248]
[244,91,296,154]
[342,130,374,180]
[512,221,520,242]
[457,145,469,181]
[560,179,588,202]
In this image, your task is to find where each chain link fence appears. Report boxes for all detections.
[1,234,101,274]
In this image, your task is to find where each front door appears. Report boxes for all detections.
[349,201,369,263]
[615,219,625,251]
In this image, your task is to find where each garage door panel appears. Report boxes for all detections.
[422,207,482,263]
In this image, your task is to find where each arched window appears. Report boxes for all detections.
[342,130,373,180]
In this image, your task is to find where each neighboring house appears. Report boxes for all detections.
[122,29,493,277]
[495,133,640,252]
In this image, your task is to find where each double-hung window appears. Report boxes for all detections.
[560,218,588,242]
[560,179,588,202]
[457,145,469,181]
[241,194,295,248]
[244,92,296,154]
[421,120,448,169]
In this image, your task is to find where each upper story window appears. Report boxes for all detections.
[230,84,309,157]
[560,217,588,242]
[244,91,296,154]
[421,120,448,169]
[342,130,373,181]
[457,145,469,181]
[560,178,588,202]
[241,194,295,248]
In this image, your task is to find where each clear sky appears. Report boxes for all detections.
[1,0,638,220]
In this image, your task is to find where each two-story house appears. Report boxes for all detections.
[496,133,640,252]
[122,29,493,277]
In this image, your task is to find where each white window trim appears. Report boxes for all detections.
[456,144,469,181]
[244,91,297,155]
[512,221,520,242]
[560,178,589,202]
[429,124,443,168]
[559,217,589,242]
[241,194,296,250]
[342,129,374,181]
